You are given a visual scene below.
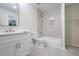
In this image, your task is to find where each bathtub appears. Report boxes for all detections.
[36,37,61,48]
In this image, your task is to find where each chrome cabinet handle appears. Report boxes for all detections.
[16,43,20,49]
[19,43,20,48]
[16,43,18,49]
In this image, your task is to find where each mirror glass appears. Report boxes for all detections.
[0,3,19,26]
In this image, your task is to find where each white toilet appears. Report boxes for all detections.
[31,33,46,47]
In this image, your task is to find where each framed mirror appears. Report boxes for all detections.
[0,3,19,26]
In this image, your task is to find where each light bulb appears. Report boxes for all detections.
[13,5,17,9]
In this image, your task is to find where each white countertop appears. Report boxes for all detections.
[0,31,29,36]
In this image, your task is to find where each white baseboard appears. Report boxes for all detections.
[70,44,79,47]
[66,43,79,47]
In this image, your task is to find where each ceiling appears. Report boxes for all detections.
[32,3,61,12]
[0,3,18,13]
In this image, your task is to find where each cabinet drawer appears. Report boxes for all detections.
[0,36,29,46]
[0,33,30,41]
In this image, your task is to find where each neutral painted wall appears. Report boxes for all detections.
[37,9,43,37]
[19,3,38,33]
[42,5,62,38]
[65,4,79,47]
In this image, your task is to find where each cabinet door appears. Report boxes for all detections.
[18,38,33,56]
[0,41,17,56]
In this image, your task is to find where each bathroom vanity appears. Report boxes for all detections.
[0,31,33,56]
[0,3,33,56]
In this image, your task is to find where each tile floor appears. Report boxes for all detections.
[30,44,79,56]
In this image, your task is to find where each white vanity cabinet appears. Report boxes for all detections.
[0,32,33,56]
[0,41,17,56]
[18,38,32,56]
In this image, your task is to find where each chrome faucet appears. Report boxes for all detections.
[9,26,12,32]
[5,26,12,32]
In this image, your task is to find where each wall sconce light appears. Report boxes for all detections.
[50,17,56,25]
